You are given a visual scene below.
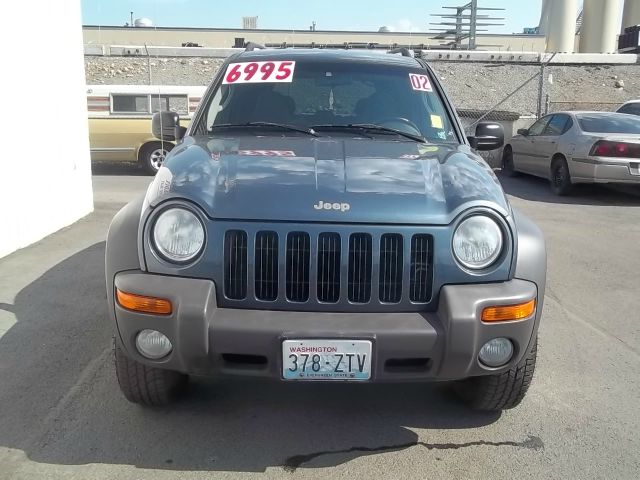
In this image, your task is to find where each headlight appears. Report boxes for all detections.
[452,215,503,269]
[152,207,205,263]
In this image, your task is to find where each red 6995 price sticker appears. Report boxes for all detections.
[409,73,433,92]
[223,61,296,84]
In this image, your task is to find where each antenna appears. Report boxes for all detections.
[429,0,505,50]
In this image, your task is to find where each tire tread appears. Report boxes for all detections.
[114,339,186,406]
[455,338,537,411]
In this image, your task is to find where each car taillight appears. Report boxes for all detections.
[590,140,640,158]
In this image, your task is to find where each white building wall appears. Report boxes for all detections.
[0,0,93,258]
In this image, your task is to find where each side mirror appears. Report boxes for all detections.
[468,122,504,151]
[152,111,185,142]
[517,128,529,136]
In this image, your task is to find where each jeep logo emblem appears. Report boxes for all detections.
[313,201,351,212]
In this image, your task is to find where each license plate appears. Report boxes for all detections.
[282,339,372,381]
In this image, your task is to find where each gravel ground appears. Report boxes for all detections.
[84,57,226,87]
[85,56,640,115]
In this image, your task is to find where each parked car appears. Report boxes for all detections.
[502,111,640,195]
[616,100,640,116]
[106,47,546,411]
[87,85,205,174]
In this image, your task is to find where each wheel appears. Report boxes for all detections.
[114,339,187,406]
[501,147,518,177]
[550,157,573,196]
[453,337,537,412]
[139,142,173,175]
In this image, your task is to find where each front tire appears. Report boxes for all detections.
[454,337,537,412]
[139,142,173,175]
[114,339,187,406]
[550,157,573,196]
[501,147,518,177]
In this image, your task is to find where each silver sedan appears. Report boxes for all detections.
[502,111,640,195]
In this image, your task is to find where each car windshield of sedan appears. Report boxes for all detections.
[577,114,640,134]
[198,59,458,144]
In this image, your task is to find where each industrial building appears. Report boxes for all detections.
[83,25,549,53]
[83,0,640,55]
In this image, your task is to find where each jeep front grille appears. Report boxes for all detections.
[410,234,433,303]
[285,232,311,302]
[379,233,403,303]
[222,228,433,308]
[317,232,341,303]
[255,231,278,301]
[224,230,248,300]
[348,233,373,303]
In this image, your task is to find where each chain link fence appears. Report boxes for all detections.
[84,49,640,170]
[546,101,622,114]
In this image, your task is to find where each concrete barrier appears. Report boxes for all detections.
[107,45,240,58]
[84,44,105,56]
[540,52,639,64]
[88,44,640,64]
[419,50,541,63]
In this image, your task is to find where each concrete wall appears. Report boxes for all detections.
[83,26,548,52]
[0,1,93,258]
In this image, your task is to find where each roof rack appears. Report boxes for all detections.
[387,47,413,57]
[245,42,266,51]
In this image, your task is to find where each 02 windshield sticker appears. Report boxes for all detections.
[223,61,296,84]
[409,73,433,92]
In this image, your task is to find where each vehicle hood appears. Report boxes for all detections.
[149,135,509,225]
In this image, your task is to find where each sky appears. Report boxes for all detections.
[80,0,545,35]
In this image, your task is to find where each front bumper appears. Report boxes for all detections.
[112,272,539,381]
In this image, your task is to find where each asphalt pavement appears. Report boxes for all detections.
[0,162,639,479]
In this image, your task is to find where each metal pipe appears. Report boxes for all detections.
[144,43,152,86]
[536,62,545,118]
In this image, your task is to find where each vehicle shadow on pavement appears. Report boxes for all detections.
[0,242,503,474]
[497,171,640,207]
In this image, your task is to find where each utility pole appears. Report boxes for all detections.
[469,0,478,50]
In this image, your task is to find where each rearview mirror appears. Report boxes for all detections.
[467,122,504,151]
[152,111,186,142]
[517,128,529,136]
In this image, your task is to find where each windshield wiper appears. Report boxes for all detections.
[312,124,426,143]
[209,122,318,137]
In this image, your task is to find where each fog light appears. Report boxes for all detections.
[478,338,513,367]
[136,329,172,359]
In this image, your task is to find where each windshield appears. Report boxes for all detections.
[617,102,640,116]
[577,114,640,134]
[197,58,458,144]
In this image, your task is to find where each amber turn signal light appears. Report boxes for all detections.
[481,299,536,322]
[116,289,172,315]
